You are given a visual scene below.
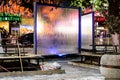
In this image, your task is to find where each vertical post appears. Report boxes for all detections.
[15,31,23,72]
[0,32,4,53]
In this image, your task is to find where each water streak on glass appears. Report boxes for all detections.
[36,5,79,55]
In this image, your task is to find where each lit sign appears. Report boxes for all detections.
[0,12,21,21]
[94,16,105,22]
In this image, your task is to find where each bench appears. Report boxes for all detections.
[0,54,44,65]
[0,44,28,56]
[1,44,26,53]
[79,52,103,65]
[0,54,44,72]
[90,44,118,54]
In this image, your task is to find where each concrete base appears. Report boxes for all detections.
[0,69,65,77]
[100,67,120,78]
[100,54,120,79]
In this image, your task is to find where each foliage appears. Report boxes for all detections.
[90,0,108,11]
[70,0,90,10]
[70,0,108,14]
[107,15,120,34]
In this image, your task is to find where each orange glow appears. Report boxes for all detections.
[0,0,33,18]
[41,6,62,23]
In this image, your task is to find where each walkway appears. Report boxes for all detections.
[0,59,105,80]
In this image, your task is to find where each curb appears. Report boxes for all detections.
[68,61,100,69]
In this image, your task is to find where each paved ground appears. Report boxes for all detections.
[0,59,105,80]
[0,47,107,80]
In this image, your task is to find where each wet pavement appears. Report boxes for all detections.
[0,59,105,80]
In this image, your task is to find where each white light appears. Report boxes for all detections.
[55,20,78,34]
[37,16,44,34]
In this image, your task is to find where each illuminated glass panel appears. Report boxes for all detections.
[35,4,80,55]
[81,13,94,50]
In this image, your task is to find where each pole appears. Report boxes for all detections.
[15,31,23,72]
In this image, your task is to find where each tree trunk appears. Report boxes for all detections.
[118,34,120,53]
[108,0,120,53]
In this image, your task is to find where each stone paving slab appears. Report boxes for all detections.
[0,61,105,80]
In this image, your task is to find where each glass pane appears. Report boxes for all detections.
[36,5,79,55]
